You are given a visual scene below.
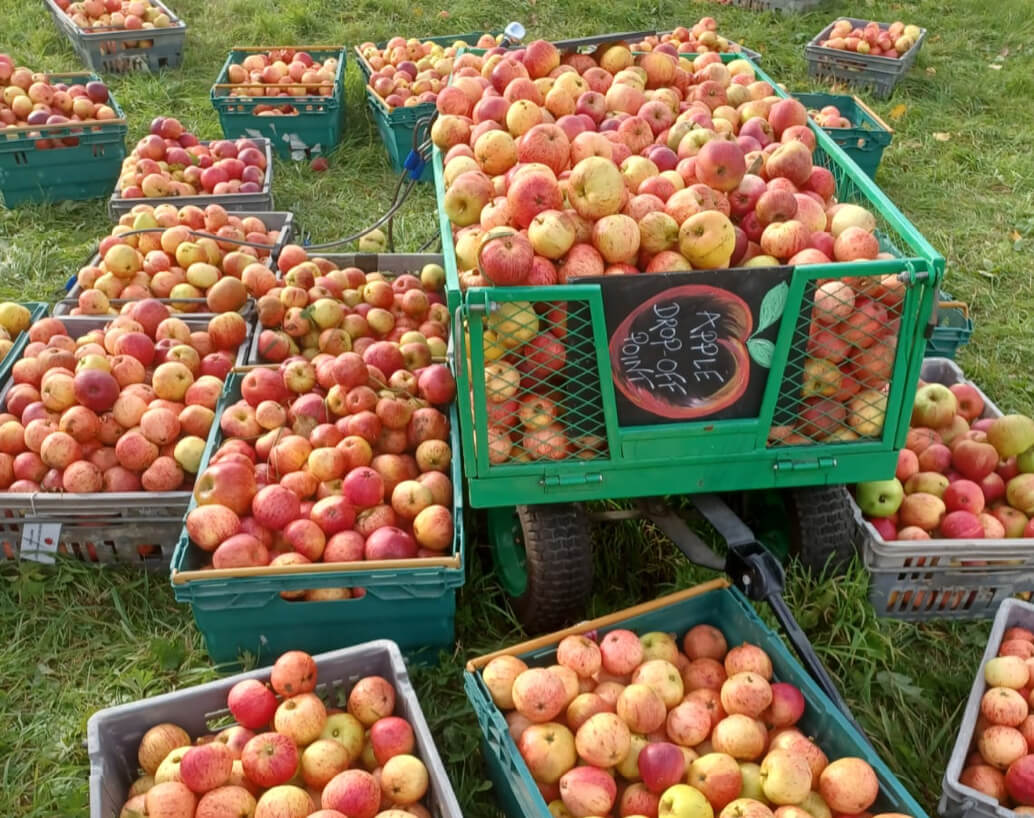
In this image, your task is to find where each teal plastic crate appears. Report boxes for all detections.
[0,73,127,207]
[926,291,972,359]
[366,89,435,181]
[464,581,929,818]
[211,47,346,159]
[171,373,466,666]
[794,92,893,180]
[0,302,48,387]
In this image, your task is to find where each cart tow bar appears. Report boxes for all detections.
[689,494,877,752]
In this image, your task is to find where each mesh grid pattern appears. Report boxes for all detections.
[768,272,902,446]
[476,298,608,464]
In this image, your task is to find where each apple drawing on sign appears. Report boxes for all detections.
[598,270,791,425]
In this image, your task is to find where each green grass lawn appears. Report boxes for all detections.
[1,0,1033,815]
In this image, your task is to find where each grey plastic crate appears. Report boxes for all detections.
[730,0,821,11]
[88,639,463,818]
[54,211,294,318]
[0,314,251,570]
[651,31,761,63]
[806,18,928,99]
[940,598,1034,817]
[44,0,186,75]
[246,251,444,364]
[108,139,274,220]
[851,358,1034,621]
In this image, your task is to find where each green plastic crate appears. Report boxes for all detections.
[926,291,973,359]
[464,581,929,818]
[170,372,466,666]
[437,53,944,510]
[44,0,185,74]
[211,47,346,159]
[0,302,48,387]
[794,92,893,180]
[366,89,436,181]
[0,73,127,207]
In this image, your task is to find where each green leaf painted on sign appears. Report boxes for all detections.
[747,338,775,368]
[755,281,789,335]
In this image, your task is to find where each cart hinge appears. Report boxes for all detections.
[540,472,604,488]
[772,456,837,472]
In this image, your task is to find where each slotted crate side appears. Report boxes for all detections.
[108,139,274,219]
[465,583,928,818]
[44,0,186,75]
[805,18,928,99]
[54,210,295,317]
[0,314,251,569]
[211,47,346,158]
[852,357,1034,621]
[941,599,1034,818]
[88,639,464,818]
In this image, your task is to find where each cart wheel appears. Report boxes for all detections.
[486,503,594,634]
[789,486,857,575]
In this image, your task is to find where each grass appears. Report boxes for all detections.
[0,0,1031,815]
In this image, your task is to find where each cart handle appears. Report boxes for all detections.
[938,300,970,319]
[689,494,877,752]
[850,95,895,134]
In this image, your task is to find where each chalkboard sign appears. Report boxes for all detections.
[579,266,795,426]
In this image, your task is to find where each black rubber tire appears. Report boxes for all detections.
[511,503,594,634]
[788,485,857,575]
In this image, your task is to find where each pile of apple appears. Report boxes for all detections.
[360,33,500,111]
[805,104,852,130]
[185,256,457,570]
[0,302,33,364]
[54,0,178,31]
[435,41,888,284]
[481,624,905,818]
[116,117,268,200]
[630,19,755,56]
[956,626,1034,808]
[118,649,437,818]
[0,56,118,147]
[0,306,247,494]
[254,245,449,364]
[431,40,899,460]
[70,204,284,315]
[222,49,340,115]
[817,20,921,58]
[855,381,1034,540]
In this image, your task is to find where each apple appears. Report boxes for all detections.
[559,765,617,817]
[912,384,958,429]
[227,679,277,729]
[855,478,903,517]
[818,757,878,814]
[760,749,812,805]
[240,732,298,789]
[658,783,713,818]
[321,769,381,817]
[518,721,577,784]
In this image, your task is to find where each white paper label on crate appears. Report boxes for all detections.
[19,523,61,564]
